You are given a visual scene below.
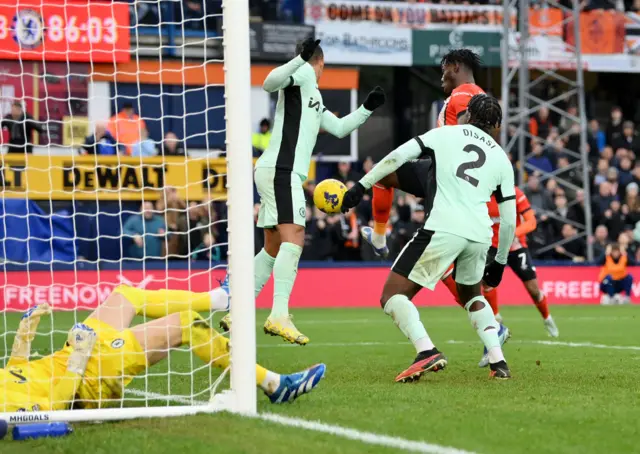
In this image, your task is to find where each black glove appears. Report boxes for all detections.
[363,86,386,112]
[299,38,321,62]
[341,182,366,213]
[483,260,506,289]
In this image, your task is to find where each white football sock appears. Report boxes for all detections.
[384,294,433,353]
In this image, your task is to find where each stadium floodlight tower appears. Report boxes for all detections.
[501,0,594,261]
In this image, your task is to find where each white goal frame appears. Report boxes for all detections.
[1,0,256,423]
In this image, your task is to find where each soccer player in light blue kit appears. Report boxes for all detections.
[221,38,386,344]
[342,94,517,380]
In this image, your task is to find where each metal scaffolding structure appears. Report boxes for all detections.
[501,0,594,261]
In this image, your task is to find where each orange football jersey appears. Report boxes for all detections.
[437,83,485,127]
[487,187,532,250]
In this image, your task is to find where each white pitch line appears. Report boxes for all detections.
[257,413,477,454]
[257,339,640,351]
[125,389,475,454]
[515,340,640,351]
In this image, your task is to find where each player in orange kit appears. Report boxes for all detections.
[476,187,560,366]
[362,49,485,258]
[360,49,501,315]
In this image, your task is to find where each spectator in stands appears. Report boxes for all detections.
[593,181,618,219]
[529,106,553,140]
[606,106,624,145]
[604,199,627,241]
[618,156,634,190]
[81,122,119,155]
[588,119,606,155]
[570,189,587,226]
[556,156,582,198]
[594,158,610,186]
[624,182,640,218]
[545,138,566,168]
[553,224,586,261]
[252,118,271,156]
[527,142,554,174]
[109,102,148,155]
[131,129,158,157]
[191,232,222,262]
[1,101,46,154]
[334,161,360,184]
[525,173,553,213]
[591,224,610,260]
[157,186,187,258]
[599,243,632,305]
[161,132,185,156]
[612,121,640,155]
[123,201,166,259]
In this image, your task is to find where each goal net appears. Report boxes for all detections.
[0,0,256,421]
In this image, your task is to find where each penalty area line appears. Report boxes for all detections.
[126,390,476,454]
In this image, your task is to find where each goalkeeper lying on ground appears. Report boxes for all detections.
[0,285,326,412]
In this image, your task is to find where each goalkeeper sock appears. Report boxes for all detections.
[465,296,504,364]
[115,285,223,318]
[372,184,393,248]
[271,242,302,318]
[255,248,276,298]
[179,311,277,392]
[384,294,434,354]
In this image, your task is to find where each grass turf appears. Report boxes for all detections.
[2,304,639,453]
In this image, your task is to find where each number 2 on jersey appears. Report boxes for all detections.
[456,144,486,187]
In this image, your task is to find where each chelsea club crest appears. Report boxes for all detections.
[12,10,44,50]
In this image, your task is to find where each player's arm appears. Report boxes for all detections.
[50,323,97,410]
[262,39,320,92]
[514,190,536,237]
[484,161,517,287]
[319,87,385,139]
[515,209,536,237]
[340,136,424,212]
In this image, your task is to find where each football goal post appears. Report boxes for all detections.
[0,0,255,422]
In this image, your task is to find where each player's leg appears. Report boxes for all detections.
[362,160,431,258]
[260,169,308,344]
[509,248,558,337]
[620,274,633,303]
[385,229,454,383]
[131,312,325,403]
[456,241,510,379]
[600,274,615,305]
[219,227,280,332]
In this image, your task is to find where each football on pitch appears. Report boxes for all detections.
[313,179,347,214]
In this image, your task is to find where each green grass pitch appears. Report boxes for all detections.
[2,305,639,454]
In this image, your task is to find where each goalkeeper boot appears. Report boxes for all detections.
[268,363,326,404]
[478,323,511,368]
[66,323,97,375]
[395,348,447,383]
[489,360,511,380]
[360,226,389,259]
[264,315,309,345]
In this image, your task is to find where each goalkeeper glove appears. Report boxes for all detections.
[363,86,386,112]
[483,261,506,289]
[341,182,366,213]
[299,38,321,62]
[9,304,52,363]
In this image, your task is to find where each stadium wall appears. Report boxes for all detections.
[0,264,635,311]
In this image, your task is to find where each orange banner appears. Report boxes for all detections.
[565,9,625,54]
[529,7,563,37]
